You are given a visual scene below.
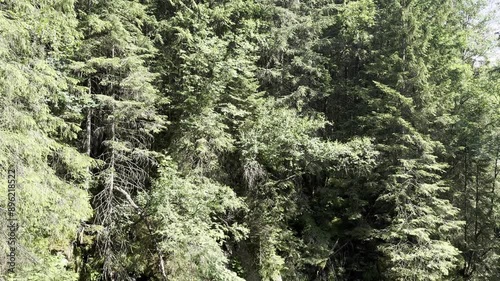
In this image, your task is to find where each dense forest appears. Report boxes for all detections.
[0,0,499,280]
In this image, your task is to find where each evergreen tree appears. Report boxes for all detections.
[354,0,469,279]
[70,0,166,279]
[0,0,93,279]
[443,66,500,280]
[313,0,486,279]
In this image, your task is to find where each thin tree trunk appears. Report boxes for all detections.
[464,146,469,241]
[492,146,498,215]
[86,78,92,190]
[474,164,479,240]
[110,46,115,195]
[463,145,469,278]
[473,163,480,274]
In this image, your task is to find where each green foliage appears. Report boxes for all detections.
[1,0,499,280]
[140,159,246,281]
[0,0,93,279]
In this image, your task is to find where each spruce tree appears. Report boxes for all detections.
[70,0,166,279]
[0,0,93,279]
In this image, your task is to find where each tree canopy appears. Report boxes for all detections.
[0,0,499,280]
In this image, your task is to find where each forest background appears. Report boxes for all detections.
[0,0,500,280]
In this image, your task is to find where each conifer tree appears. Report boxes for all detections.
[70,0,166,279]
[0,0,93,279]
[313,0,486,279]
